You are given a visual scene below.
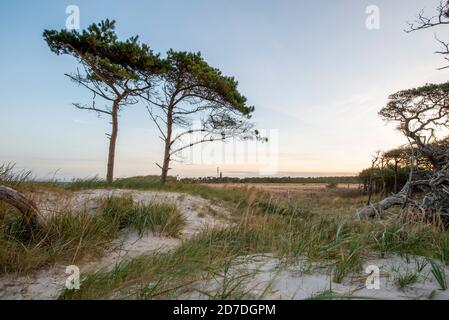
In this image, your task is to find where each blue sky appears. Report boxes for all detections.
[1,0,448,179]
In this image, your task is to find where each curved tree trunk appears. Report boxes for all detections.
[0,185,43,226]
[357,188,408,219]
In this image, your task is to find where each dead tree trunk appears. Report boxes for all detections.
[394,159,398,194]
[357,177,444,220]
[0,185,43,226]
[367,155,379,205]
[357,183,409,219]
[358,142,449,221]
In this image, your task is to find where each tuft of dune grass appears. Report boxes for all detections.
[0,196,184,275]
[100,196,185,237]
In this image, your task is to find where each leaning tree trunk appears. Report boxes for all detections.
[160,106,174,184]
[0,185,43,226]
[106,101,120,184]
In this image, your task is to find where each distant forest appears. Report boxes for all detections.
[182,176,359,184]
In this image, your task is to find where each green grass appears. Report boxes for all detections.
[255,196,311,218]
[60,176,253,212]
[429,259,447,290]
[395,272,419,291]
[0,209,116,274]
[306,288,378,300]
[3,168,449,299]
[193,260,267,300]
[66,176,163,191]
[0,162,62,192]
[0,195,184,275]
[100,196,185,237]
[60,224,276,299]
[326,181,338,189]
[0,163,32,185]
[333,240,362,283]
[60,190,449,299]
[439,234,449,264]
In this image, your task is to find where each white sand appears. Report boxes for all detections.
[184,254,449,300]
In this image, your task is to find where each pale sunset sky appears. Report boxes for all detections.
[1,0,449,179]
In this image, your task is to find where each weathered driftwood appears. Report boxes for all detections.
[357,179,430,219]
[0,185,43,226]
[357,193,407,219]
[358,169,449,222]
[357,154,449,223]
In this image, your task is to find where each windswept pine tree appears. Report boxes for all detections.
[142,50,265,183]
[43,20,164,183]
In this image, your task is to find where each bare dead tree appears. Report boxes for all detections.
[358,82,449,222]
[367,152,381,205]
[406,1,449,31]
[406,0,449,69]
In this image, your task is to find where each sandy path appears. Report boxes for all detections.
[0,189,229,300]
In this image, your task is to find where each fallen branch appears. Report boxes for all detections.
[0,185,44,226]
[357,180,430,219]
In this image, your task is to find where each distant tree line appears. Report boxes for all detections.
[358,145,433,195]
[181,176,359,184]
